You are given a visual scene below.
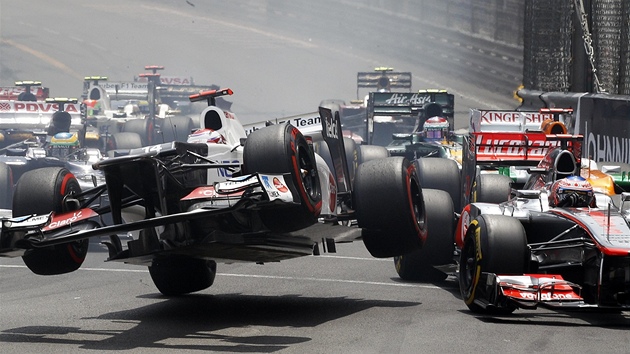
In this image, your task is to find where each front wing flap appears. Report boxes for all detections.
[473,273,587,311]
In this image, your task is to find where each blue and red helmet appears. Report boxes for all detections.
[549,175,595,208]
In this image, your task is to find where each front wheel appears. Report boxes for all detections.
[0,162,13,209]
[243,124,321,232]
[459,214,527,314]
[13,167,88,275]
[149,257,217,296]
[394,189,454,281]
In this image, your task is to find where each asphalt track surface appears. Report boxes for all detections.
[1,1,630,353]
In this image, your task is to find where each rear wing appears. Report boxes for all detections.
[83,76,217,102]
[469,109,556,132]
[357,70,412,98]
[0,85,49,101]
[365,91,455,145]
[460,130,583,209]
[368,91,454,118]
[0,100,82,131]
[470,131,582,165]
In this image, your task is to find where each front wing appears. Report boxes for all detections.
[473,273,591,311]
[0,173,308,259]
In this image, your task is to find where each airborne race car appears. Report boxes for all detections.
[0,89,426,296]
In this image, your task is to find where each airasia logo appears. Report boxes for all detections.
[12,102,79,113]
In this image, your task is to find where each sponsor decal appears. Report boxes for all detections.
[474,133,561,158]
[383,93,432,105]
[159,76,193,85]
[260,175,293,202]
[479,111,552,124]
[181,186,244,200]
[100,81,149,91]
[273,177,289,193]
[1,102,80,113]
[42,209,98,231]
[323,114,339,139]
[585,131,630,165]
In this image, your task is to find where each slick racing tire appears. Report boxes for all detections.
[122,118,154,146]
[357,145,389,164]
[344,137,359,187]
[149,257,217,296]
[158,116,194,143]
[0,162,13,209]
[107,132,143,151]
[243,124,321,232]
[476,174,512,204]
[414,157,461,213]
[394,189,454,281]
[459,214,527,314]
[13,167,88,275]
[355,157,425,258]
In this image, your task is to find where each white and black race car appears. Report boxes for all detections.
[0,89,428,297]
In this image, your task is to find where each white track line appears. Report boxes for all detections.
[0,264,439,289]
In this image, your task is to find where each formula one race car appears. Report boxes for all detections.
[0,80,49,102]
[457,133,630,313]
[0,89,426,296]
[0,98,106,198]
[403,114,630,313]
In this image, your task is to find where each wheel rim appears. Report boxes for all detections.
[409,180,425,231]
[460,238,477,296]
[297,144,319,202]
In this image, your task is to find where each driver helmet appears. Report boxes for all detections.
[187,128,226,144]
[48,132,80,159]
[549,175,595,208]
[423,116,449,141]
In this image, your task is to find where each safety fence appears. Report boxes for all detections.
[374,0,630,95]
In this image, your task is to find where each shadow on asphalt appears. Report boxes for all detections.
[0,293,420,352]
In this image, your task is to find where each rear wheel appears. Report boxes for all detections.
[122,118,154,146]
[357,144,389,164]
[355,157,425,258]
[477,174,512,203]
[0,162,13,209]
[157,116,194,143]
[415,157,461,212]
[459,214,527,314]
[243,124,321,232]
[13,167,88,275]
[107,132,143,151]
[149,257,217,296]
[394,189,454,281]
